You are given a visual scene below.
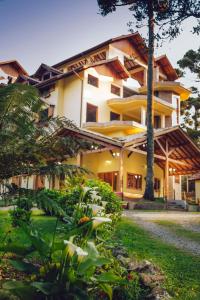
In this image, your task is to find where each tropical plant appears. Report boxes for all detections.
[0,84,90,190]
[2,213,122,299]
[97,0,200,200]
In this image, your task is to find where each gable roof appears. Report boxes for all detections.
[36,57,130,89]
[52,32,148,69]
[0,60,28,76]
[33,63,63,78]
[155,55,178,81]
[15,74,41,85]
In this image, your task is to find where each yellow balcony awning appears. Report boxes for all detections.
[83,120,146,137]
[139,81,191,101]
[107,95,174,116]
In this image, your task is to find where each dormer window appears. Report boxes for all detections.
[42,72,51,81]
[88,74,99,87]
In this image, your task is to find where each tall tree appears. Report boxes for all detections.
[97,0,200,200]
[177,48,200,146]
[0,84,89,183]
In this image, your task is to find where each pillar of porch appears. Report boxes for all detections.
[164,157,169,201]
[119,149,124,197]
[77,153,83,167]
[141,106,146,126]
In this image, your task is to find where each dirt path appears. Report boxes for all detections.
[123,211,200,255]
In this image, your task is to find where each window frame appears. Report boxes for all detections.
[110,111,120,121]
[86,103,98,122]
[87,74,99,88]
[127,173,142,190]
[111,84,121,96]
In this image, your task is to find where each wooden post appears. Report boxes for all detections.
[119,149,124,200]
[164,140,169,202]
[77,153,83,167]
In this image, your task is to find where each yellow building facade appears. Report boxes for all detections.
[16,33,200,201]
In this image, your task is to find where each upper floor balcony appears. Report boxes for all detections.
[139,81,191,101]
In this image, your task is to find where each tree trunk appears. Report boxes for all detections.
[143,0,154,201]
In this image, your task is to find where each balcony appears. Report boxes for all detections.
[83,120,146,137]
[107,94,174,116]
[139,81,191,101]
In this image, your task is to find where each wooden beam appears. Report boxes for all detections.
[119,149,124,195]
[165,139,169,201]
[128,148,189,166]
[84,146,117,154]
[155,138,166,155]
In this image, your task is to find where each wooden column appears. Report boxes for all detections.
[119,149,124,199]
[164,140,169,201]
[77,153,83,167]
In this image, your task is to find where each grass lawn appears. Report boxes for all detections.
[0,210,67,251]
[154,220,200,243]
[114,218,200,300]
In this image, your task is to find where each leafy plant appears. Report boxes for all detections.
[9,208,32,227]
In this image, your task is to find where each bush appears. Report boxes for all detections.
[9,208,32,227]
[35,189,65,217]
[86,179,122,215]
[16,196,33,211]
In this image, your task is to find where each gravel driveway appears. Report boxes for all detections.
[123,210,200,255]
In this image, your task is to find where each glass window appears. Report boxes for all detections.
[88,74,99,87]
[111,84,120,96]
[86,103,98,122]
[110,111,120,121]
[127,173,142,189]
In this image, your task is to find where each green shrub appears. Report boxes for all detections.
[35,189,65,217]
[86,179,122,215]
[16,196,33,211]
[9,208,32,227]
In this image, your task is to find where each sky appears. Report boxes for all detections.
[0,0,199,88]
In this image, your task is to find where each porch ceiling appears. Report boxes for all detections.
[123,126,200,175]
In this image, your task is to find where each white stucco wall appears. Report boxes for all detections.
[82,67,123,124]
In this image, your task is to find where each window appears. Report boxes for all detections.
[154,91,159,97]
[86,103,98,122]
[42,72,51,81]
[110,111,120,121]
[98,171,119,192]
[111,84,120,96]
[88,74,99,87]
[127,173,142,190]
[154,178,160,191]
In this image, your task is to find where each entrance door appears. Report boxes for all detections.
[98,171,119,192]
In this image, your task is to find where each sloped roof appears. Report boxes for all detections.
[0,60,28,76]
[52,32,147,68]
[36,57,130,89]
[33,63,63,78]
[120,126,200,175]
[155,55,178,81]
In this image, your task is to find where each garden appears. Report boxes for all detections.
[0,177,148,300]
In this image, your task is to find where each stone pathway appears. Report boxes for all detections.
[123,211,200,255]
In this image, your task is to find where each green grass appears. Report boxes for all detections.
[154,220,200,243]
[0,210,66,250]
[114,218,200,300]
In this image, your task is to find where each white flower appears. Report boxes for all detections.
[64,240,88,261]
[64,240,77,257]
[92,217,112,229]
[88,204,104,216]
[75,247,88,262]
[101,201,108,207]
